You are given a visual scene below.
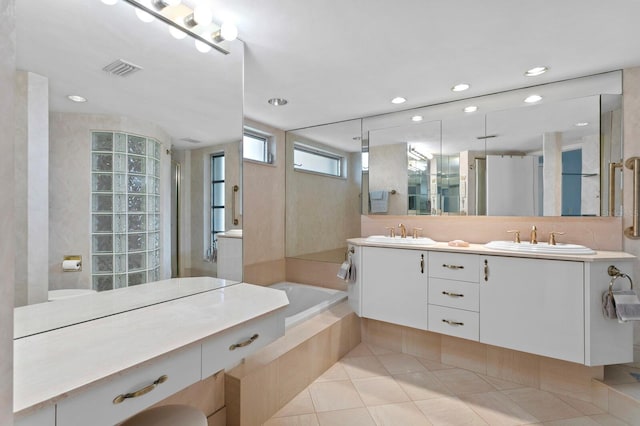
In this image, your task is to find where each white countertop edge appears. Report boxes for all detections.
[347,238,635,261]
[14,283,289,415]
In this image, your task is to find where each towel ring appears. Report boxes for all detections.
[608,273,633,294]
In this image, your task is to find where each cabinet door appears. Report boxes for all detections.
[362,247,427,330]
[480,256,584,363]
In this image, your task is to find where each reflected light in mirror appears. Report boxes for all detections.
[525,66,549,77]
[195,39,212,53]
[411,115,423,122]
[452,83,470,92]
[135,1,155,22]
[391,97,406,104]
[463,105,478,113]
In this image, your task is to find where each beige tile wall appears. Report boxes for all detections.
[225,302,361,426]
[285,258,347,291]
[243,119,286,285]
[0,0,14,423]
[362,318,604,404]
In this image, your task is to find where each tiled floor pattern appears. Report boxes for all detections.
[604,364,640,404]
[264,343,631,426]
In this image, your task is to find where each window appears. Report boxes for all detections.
[211,153,225,249]
[243,131,272,163]
[293,143,343,177]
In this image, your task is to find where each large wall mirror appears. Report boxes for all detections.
[363,71,623,217]
[285,120,362,262]
[14,0,244,337]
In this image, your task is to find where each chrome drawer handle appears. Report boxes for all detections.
[442,319,464,326]
[442,264,464,270]
[229,333,259,350]
[113,375,168,404]
[442,291,464,298]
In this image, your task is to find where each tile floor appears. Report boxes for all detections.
[263,343,631,426]
[604,364,640,403]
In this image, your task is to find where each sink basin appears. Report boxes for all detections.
[366,235,437,245]
[484,240,595,255]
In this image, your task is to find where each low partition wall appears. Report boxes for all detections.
[225,302,360,426]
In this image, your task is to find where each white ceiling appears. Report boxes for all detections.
[16,0,640,149]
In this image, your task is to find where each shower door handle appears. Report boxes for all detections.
[232,184,239,225]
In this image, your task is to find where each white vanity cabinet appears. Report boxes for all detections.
[427,252,480,340]
[480,256,634,366]
[14,405,55,426]
[347,243,362,316]
[361,246,428,330]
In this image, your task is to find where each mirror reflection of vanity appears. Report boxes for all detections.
[363,71,623,218]
[14,0,243,331]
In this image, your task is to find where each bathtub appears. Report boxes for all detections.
[269,282,347,330]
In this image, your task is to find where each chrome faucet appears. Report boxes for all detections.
[530,225,537,244]
[398,223,407,238]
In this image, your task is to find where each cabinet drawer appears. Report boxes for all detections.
[56,345,201,426]
[202,309,285,377]
[428,305,479,341]
[429,278,479,311]
[15,405,55,426]
[428,252,479,282]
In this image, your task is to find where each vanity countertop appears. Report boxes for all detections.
[14,282,288,415]
[14,276,240,339]
[348,238,635,262]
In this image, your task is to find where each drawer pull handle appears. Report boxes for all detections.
[113,375,168,404]
[420,254,425,274]
[442,264,464,270]
[442,319,464,326]
[442,291,464,298]
[229,333,259,350]
[484,259,489,282]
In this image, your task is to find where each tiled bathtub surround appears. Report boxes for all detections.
[265,342,630,426]
[225,302,360,426]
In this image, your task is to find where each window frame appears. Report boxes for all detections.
[210,153,225,250]
[243,129,274,164]
[293,142,345,178]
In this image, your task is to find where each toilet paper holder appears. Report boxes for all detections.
[63,255,82,272]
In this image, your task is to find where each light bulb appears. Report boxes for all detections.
[169,25,187,39]
[193,6,213,26]
[452,83,470,92]
[220,22,238,41]
[101,0,119,5]
[135,1,155,23]
[411,115,423,122]
[164,0,181,5]
[195,39,212,53]
[463,106,478,113]
[391,97,406,104]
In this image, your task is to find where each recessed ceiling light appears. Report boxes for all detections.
[67,95,87,103]
[524,66,549,77]
[575,122,589,127]
[411,115,423,122]
[268,98,288,106]
[524,94,542,103]
[463,106,478,113]
[391,97,407,104]
[451,83,470,92]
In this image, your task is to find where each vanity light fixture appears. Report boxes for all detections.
[451,83,470,92]
[67,95,87,103]
[524,94,543,103]
[391,97,407,104]
[524,66,549,77]
[268,98,288,106]
[411,115,424,122]
[110,0,236,55]
[575,122,589,127]
[463,105,478,113]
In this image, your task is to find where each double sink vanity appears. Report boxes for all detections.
[347,228,635,367]
[14,279,289,426]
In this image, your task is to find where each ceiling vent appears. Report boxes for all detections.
[180,138,203,144]
[102,59,143,77]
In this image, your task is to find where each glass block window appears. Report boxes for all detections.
[91,132,161,291]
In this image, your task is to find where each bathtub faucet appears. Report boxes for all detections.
[398,223,407,238]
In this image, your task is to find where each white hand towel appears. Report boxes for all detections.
[613,290,640,322]
[337,258,350,280]
[370,191,389,213]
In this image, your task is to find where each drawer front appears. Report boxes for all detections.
[429,278,479,311]
[202,310,285,377]
[428,252,480,282]
[428,305,479,341]
[56,345,201,426]
[15,405,55,426]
